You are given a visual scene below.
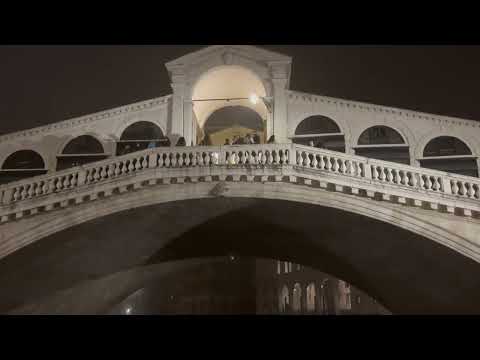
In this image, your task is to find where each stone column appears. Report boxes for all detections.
[170,82,185,139]
[269,61,290,144]
[168,66,187,141]
[183,98,194,147]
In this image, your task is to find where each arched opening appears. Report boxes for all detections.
[202,106,265,146]
[3,197,479,315]
[56,135,108,171]
[292,283,302,313]
[116,121,170,156]
[0,150,47,185]
[279,285,289,313]
[306,283,316,312]
[192,65,268,146]
[355,126,410,164]
[292,115,345,153]
[419,136,478,177]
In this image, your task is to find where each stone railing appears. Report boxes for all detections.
[1,143,479,222]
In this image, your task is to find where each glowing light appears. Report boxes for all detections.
[125,307,132,315]
[249,93,259,105]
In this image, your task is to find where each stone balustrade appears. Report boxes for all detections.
[1,143,479,223]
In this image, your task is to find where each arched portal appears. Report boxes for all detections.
[192,65,268,145]
[355,126,410,164]
[57,135,108,171]
[292,115,345,153]
[117,121,170,156]
[420,136,478,177]
[0,150,47,185]
[203,106,265,145]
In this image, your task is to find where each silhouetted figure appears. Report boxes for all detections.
[224,139,231,145]
[246,134,255,144]
[267,135,276,144]
[308,140,315,147]
[253,133,260,144]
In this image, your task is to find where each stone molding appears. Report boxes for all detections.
[287,90,480,130]
[0,95,172,144]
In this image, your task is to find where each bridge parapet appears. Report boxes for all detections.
[0,144,479,224]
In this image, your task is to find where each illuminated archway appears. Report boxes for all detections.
[192,65,268,144]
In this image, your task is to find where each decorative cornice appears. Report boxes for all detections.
[287,90,480,129]
[0,95,172,144]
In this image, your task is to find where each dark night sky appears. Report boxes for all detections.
[1,45,480,136]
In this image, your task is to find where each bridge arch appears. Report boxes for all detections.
[56,134,108,171]
[2,185,480,314]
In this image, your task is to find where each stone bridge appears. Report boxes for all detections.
[1,143,480,314]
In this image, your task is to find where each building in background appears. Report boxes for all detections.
[109,256,390,315]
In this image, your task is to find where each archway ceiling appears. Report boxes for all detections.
[192,66,267,129]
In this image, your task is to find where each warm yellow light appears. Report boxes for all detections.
[249,93,259,105]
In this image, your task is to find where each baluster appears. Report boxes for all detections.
[450,180,458,195]
[135,157,142,170]
[42,181,50,194]
[377,167,385,181]
[423,175,431,190]
[157,154,164,167]
[93,168,101,182]
[474,184,480,199]
[108,164,115,178]
[319,156,325,170]
[311,154,318,168]
[36,182,43,196]
[183,153,190,167]
[71,174,78,187]
[115,163,122,176]
[21,185,28,199]
[250,151,256,164]
[280,150,286,164]
[63,175,71,188]
[13,187,21,201]
[164,154,171,167]
[28,184,35,198]
[190,153,197,166]
[399,171,406,185]
[204,152,211,165]
[296,152,302,165]
[101,166,108,178]
[467,183,475,198]
[458,182,466,196]
[142,156,148,168]
[195,152,203,166]
[303,152,311,167]
[56,178,63,191]
[339,159,346,173]
[371,166,378,180]
[238,151,245,165]
[432,177,439,191]
[324,156,331,171]
[267,151,274,165]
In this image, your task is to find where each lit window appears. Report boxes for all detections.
[284,261,289,273]
[277,261,281,275]
[288,262,292,273]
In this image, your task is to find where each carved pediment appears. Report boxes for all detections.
[165,45,292,86]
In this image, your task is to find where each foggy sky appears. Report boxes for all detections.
[1,45,480,136]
